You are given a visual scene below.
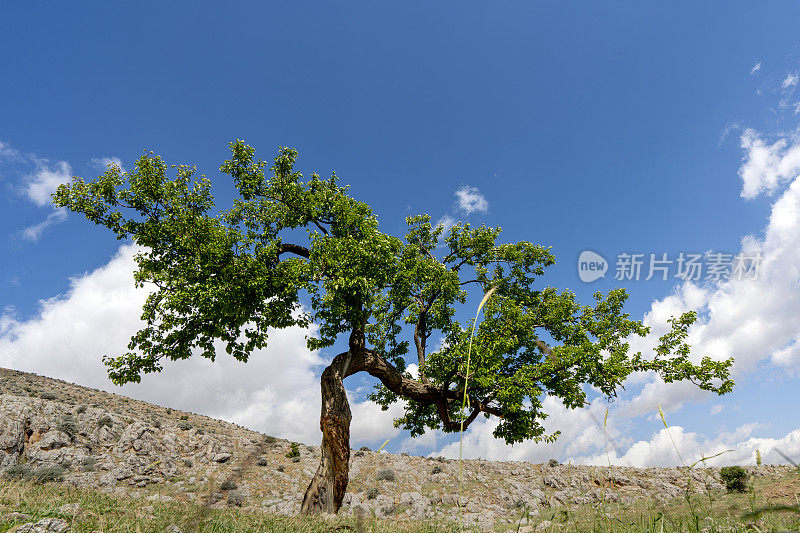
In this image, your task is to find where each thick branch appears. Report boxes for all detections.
[278,243,311,258]
[436,400,482,432]
[339,348,502,432]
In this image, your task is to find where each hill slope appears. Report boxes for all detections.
[1,367,798,531]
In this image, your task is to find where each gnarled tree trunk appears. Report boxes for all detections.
[300,350,355,514]
[300,330,481,514]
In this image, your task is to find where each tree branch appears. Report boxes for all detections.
[278,243,311,259]
[337,348,502,433]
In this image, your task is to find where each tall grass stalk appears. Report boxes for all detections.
[457,286,496,531]
[658,403,734,532]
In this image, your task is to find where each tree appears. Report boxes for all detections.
[53,141,735,514]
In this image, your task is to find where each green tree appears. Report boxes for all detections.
[53,141,734,514]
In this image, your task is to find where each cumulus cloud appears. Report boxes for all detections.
[0,244,402,446]
[610,128,800,422]
[25,160,73,207]
[0,140,125,240]
[455,185,489,214]
[16,157,73,240]
[782,73,799,89]
[750,63,762,75]
[574,423,800,467]
[432,396,628,464]
[431,401,800,467]
[426,127,800,465]
[433,185,488,243]
[738,129,800,199]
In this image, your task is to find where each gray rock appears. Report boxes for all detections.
[58,502,81,514]
[3,512,32,522]
[38,430,71,451]
[16,518,70,532]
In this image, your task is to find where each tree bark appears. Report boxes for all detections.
[300,341,500,514]
[300,350,354,514]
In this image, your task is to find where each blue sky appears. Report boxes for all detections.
[3,1,800,465]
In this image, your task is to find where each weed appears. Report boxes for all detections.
[285,442,300,459]
[720,466,748,493]
[220,480,238,491]
[31,465,65,483]
[3,464,32,480]
[376,468,395,482]
[227,490,245,507]
[57,415,78,437]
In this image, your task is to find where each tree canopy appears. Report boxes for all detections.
[53,140,734,513]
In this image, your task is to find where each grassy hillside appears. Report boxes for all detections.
[2,367,800,532]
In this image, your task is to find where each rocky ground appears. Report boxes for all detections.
[1,367,797,532]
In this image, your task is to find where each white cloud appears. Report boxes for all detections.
[432,397,627,464]
[710,404,723,415]
[2,142,125,240]
[90,156,124,172]
[25,160,72,207]
[455,185,488,214]
[750,62,762,75]
[614,130,800,420]
[400,429,445,453]
[0,140,21,160]
[739,129,800,199]
[0,244,402,447]
[19,209,67,242]
[430,404,800,467]
[574,423,800,467]
[782,73,798,89]
[436,214,456,236]
[427,128,800,463]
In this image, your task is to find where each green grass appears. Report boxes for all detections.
[2,470,800,532]
[0,479,460,533]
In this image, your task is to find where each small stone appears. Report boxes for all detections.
[58,502,82,514]
[16,518,70,532]
[147,494,175,502]
[536,520,553,531]
[213,453,232,463]
[3,512,32,522]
